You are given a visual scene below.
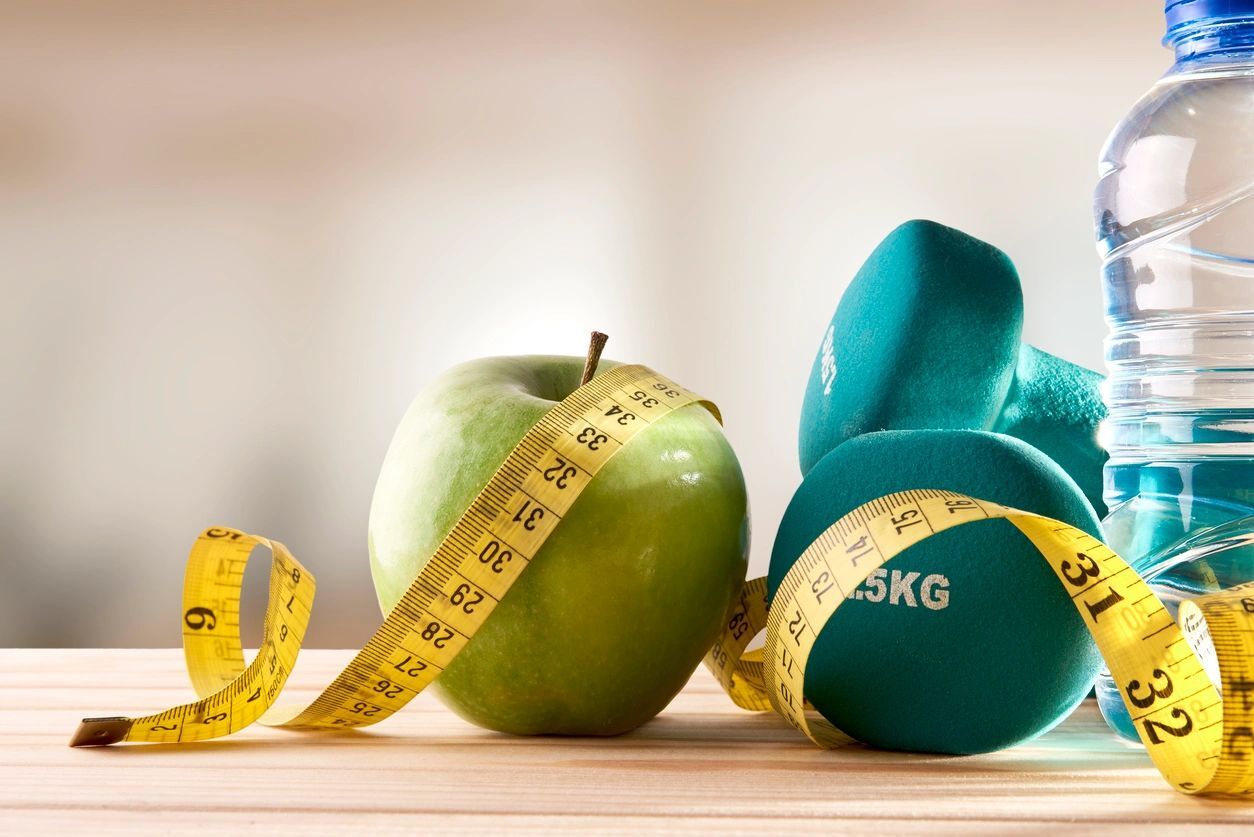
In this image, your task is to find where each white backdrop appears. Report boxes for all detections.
[0,1,1166,646]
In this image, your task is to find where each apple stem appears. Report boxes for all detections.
[581,331,609,386]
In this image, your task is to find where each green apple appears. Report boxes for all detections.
[368,355,750,735]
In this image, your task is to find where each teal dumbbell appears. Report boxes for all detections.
[799,220,1108,516]
[769,429,1104,754]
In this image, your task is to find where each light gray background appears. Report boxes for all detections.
[1,1,1165,646]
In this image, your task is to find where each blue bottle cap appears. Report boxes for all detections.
[1167,0,1254,41]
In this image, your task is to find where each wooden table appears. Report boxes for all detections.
[3,649,1253,834]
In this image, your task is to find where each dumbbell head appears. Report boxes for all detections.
[994,345,1107,515]
[799,219,1108,515]
[768,429,1103,755]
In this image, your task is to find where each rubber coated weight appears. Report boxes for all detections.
[798,220,1108,515]
[769,429,1104,754]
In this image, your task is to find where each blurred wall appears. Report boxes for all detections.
[1,1,1165,647]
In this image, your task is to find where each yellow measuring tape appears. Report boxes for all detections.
[703,489,1254,797]
[69,366,1254,798]
[70,364,714,747]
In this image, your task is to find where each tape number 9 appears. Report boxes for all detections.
[184,607,216,631]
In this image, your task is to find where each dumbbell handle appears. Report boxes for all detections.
[993,344,1107,516]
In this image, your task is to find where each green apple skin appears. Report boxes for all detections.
[368,355,750,736]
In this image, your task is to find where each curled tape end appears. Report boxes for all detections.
[70,717,133,747]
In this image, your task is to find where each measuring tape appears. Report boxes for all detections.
[69,365,1254,797]
[70,364,715,747]
[703,488,1254,797]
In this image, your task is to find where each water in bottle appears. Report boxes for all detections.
[1094,1,1254,740]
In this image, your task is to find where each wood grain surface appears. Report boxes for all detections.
[2,648,1252,834]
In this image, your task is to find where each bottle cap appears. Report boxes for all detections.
[1166,0,1254,42]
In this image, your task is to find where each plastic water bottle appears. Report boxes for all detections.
[1094,1,1254,740]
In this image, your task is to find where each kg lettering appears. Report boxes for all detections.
[819,324,837,397]
[847,568,949,610]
